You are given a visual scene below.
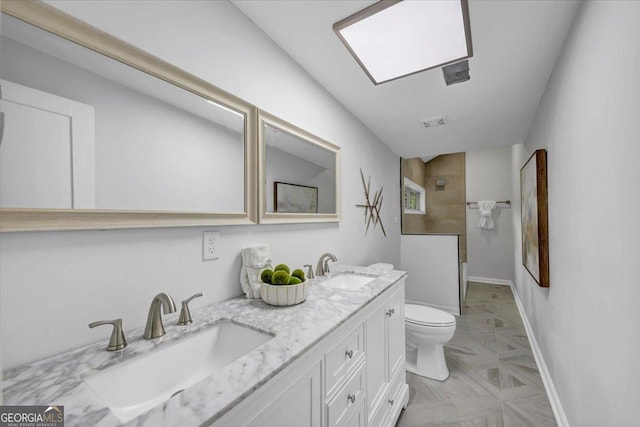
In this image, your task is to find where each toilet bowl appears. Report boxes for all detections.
[367,263,456,381]
[404,303,456,381]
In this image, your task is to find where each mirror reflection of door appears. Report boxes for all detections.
[1,12,246,214]
[0,79,95,209]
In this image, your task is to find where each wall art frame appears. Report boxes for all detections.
[274,182,318,214]
[520,149,549,287]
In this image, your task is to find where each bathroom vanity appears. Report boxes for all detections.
[2,266,408,427]
[222,270,407,427]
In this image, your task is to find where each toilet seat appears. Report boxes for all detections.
[405,304,456,327]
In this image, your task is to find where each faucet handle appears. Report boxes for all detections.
[324,258,335,274]
[316,253,338,277]
[177,293,203,326]
[89,319,127,351]
[304,264,314,280]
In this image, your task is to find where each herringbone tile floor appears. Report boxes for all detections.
[397,282,557,427]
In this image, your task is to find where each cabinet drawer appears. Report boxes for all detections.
[382,368,408,427]
[325,324,364,397]
[370,368,406,427]
[386,369,404,412]
[327,362,365,427]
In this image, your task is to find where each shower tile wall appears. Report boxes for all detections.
[402,157,428,234]
[425,153,467,262]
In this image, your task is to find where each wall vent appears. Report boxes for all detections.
[442,60,470,86]
[421,115,447,128]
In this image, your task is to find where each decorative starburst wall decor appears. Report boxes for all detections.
[356,169,386,237]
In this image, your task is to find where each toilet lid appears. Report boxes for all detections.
[405,304,456,327]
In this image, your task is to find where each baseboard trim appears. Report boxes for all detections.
[468,276,513,287]
[510,286,570,427]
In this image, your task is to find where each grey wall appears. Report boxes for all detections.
[465,146,514,282]
[0,1,401,369]
[511,2,640,425]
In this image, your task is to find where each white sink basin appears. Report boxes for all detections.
[83,320,274,422]
[319,273,376,290]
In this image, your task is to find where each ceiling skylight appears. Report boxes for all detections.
[333,0,473,85]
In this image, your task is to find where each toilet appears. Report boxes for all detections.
[404,303,456,381]
[368,263,457,381]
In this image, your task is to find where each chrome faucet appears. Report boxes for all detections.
[316,253,337,277]
[143,293,177,339]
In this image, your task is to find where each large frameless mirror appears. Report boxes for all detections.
[258,111,341,224]
[0,1,257,231]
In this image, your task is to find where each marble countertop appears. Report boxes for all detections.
[2,265,406,426]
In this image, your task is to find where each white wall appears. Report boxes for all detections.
[465,146,514,282]
[310,169,336,214]
[0,1,400,369]
[1,36,245,212]
[265,146,336,213]
[401,234,460,315]
[512,2,640,425]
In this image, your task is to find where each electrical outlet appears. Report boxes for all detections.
[203,231,221,261]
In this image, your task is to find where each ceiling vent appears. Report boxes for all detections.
[421,115,447,128]
[442,60,470,86]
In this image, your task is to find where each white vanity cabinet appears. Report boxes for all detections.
[212,279,408,427]
[325,324,365,398]
[327,362,366,427]
[246,361,323,427]
[344,402,366,427]
[365,288,407,427]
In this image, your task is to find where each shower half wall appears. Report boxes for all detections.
[400,154,467,313]
[401,153,466,261]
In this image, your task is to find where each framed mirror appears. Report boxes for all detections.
[258,111,341,224]
[0,1,257,231]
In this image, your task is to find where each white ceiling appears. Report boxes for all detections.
[233,0,580,158]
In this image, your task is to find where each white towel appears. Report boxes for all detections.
[477,200,496,229]
[239,243,273,298]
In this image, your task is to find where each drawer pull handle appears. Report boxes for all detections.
[388,398,394,406]
[347,393,356,404]
[386,308,395,317]
[345,349,354,359]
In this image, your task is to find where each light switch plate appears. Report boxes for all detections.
[203,231,221,261]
